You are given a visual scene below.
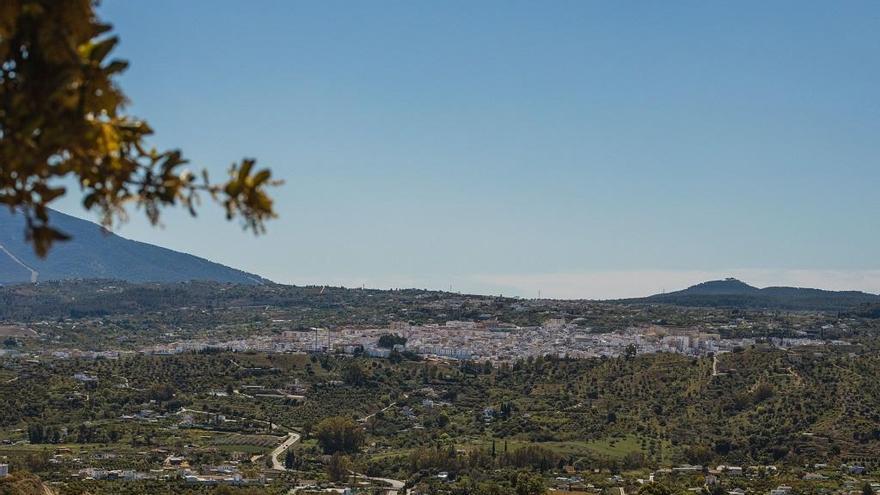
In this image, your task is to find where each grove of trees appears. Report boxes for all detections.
[315,416,365,454]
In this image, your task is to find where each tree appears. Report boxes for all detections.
[27,424,43,443]
[683,445,713,465]
[501,445,559,472]
[147,383,175,402]
[314,416,364,454]
[514,471,545,495]
[388,349,403,364]
[326,452,349,482]
[284,449,296,470]
[342,363,366,387]
[623,451,647,470]
[0,0,279,256]
[377,333,407,349]
[638,483,677,495]
[752,382,775,403]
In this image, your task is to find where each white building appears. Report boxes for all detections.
[73,372,98,382]
[445,320,476,329]
[543,318,566,330]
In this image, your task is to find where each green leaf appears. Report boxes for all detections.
[105,59,129,74]
[252,170,271,185]
[88,36,119,63]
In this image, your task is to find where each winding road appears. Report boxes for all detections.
[270,432,302,470]
[176,406,300,471]
[351,472,408,495]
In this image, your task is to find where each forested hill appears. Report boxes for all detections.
[619,278,880,312]
[0,279,465,322]
[0,209,268,285]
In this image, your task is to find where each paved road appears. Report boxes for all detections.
[711,352,729,377]
[176,406,299,471]
[351,472,408,495]
[350,396,411,492]
[270,432,301,471]
[359,393,408,423]
[359,402,397,423]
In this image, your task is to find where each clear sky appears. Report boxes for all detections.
[55,0,880,298]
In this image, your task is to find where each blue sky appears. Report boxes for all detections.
[56,1,880,298]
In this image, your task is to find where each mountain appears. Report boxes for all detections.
[620,277,880,311]
[666,277,761,295]
[0,209,269,285]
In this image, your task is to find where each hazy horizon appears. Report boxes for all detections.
[52,0,880,299]
[28,207,880,299]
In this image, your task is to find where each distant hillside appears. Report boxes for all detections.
[849,302,880,319]
[620,277,880,312]
[0,209,268,285]
[667,278,760,295]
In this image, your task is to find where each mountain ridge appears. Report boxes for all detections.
[619,277,880,311]
[0,209,269,285]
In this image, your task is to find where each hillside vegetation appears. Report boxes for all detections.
[621,278,880,311]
